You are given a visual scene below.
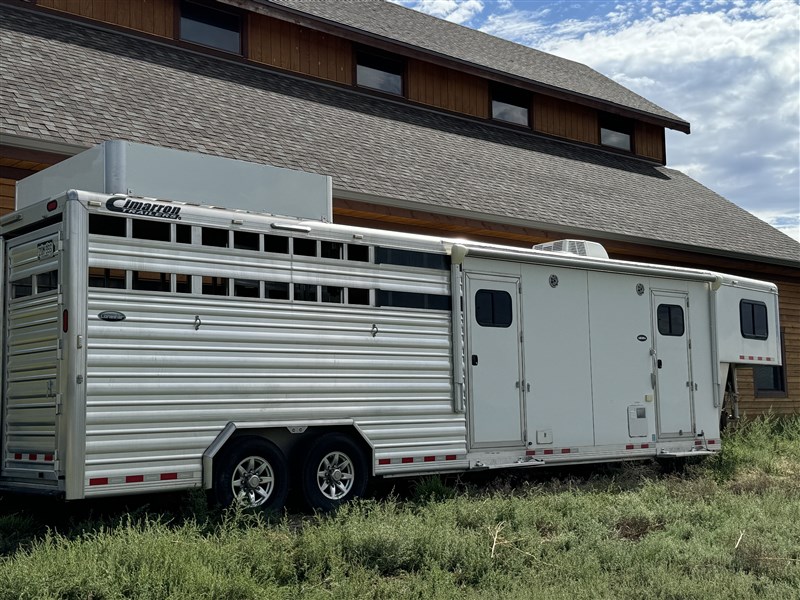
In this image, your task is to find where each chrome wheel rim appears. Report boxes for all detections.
[316,451,355,500]
[231,455,275,507]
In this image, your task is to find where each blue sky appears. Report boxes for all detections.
[394,0,800,243]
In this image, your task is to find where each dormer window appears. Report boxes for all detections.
[180,1,242,55]
[356,50,404,96]
[600,113,633,151]
[491,84,531,126]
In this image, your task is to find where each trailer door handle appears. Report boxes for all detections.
[472,354,479,366]
[657,359,663,369]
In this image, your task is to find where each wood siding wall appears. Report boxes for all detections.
[248,14,352,85]
[407,60,489,118]
[37,0,175,38]
[0,178,14,215]
[533,94,598,145]
[635,121,665,163]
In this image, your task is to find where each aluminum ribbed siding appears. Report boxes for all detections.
[84,230,465,495]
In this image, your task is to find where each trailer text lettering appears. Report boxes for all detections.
[106,197,182,220]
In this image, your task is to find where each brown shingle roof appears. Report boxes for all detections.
[1,6,796,265]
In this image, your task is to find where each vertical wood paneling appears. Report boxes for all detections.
[407,59,488,119]
[247,14,352,85]
[38,0,175,38]
[0,178,15,216]
[635,121,665,163]
[533,94,598,145]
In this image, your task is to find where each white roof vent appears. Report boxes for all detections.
[533,239,609,259]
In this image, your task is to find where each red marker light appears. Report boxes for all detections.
[46,200,58,211]
[62,309,69,332]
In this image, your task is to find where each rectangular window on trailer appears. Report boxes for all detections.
[234,279,260,298]
[294,283,317,302]
[11,276,33,299]
[475,289,513,327]
[37,270,58,293]
[321,286,344,304]
[176,224,192,244]
[491,84,531,126]
[132,271,170,292]
[377,290,450,310]
[600,113,633,151]
[264,234,290,254]
[89,214,127,237]
[356,50,404,95]
[264,281,290,300]
[375,247,450,270]
[202,227,229,248]
[294,238,317,257]
[88,268,126,289]
[132,219,170,242]
[347,288,370,305]
[740,299,768,339]
[202,276,229,296]
[234,231,260,251]
[657,304,685,336]
[176,274,192,294]
[347,244,369,262]
[180,0,242,54]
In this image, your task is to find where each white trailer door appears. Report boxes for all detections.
[652,291,694,438]
[466,275,524,448]
[2,226,63,484]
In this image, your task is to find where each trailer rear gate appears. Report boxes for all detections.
[2,225,62,487]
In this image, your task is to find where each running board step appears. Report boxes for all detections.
[658,450,716,457]
[472,458,546,470]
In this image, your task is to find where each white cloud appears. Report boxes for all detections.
[478,0,800,242]
[394,0,486,24]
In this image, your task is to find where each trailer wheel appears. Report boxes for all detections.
[214,437,288,511]
[301,433,368,511]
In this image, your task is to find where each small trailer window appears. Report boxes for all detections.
[377,290,451,310]
[475,289,513,328]
[176,224,192,244]
[347,244,369,262]
[264,235,289,254]
[294,239,317,257]
[202,276,229,296]
[89,268,126,289]
[375,247,450,270]
[89,214,127,237]
[321,286,344,303]
[740,300,768,340]
[233,231,259,252]
[321,242,344,260]
[133,271,171,292]
[132,219,170,242]
[37,270,58,293]
[264,281,290,300]
[657,304,684,336]
[11,276,33,299]
[234,279,260,298]
[202,227,229,248]
[295,283,318,302]
[347,288,370,305]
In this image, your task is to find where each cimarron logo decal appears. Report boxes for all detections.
[106,197,182,220]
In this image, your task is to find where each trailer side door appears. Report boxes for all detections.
[652,290,694,438]
[465,274,524,448]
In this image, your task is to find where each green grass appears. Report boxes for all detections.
[1,417,799,599]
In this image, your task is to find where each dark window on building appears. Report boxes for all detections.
[89,214,126,237]
[202,276,229,296]
[294,238,317,257]
[37,270,58,293]
[491,84,531,126]
[657,304,685,336]
[348,244,369,262]
[264,281,290,300]
[600,113,633,151]
[132,219,170,242]
[234,278,260,298]
[321,241,344,260]
[133,271,170,292]
[294,283,317,302]
[202,227,229,248]
[234,231,260,251]
[377,290,451,310]
[176,274,192,293]
[375,247,450,270]
[176,224,192,244]
[264,235,289,254]
[755,330,787,397]
[356,50,404,95]
[89,268,126,289]
[475,289,513,327]
[740,300,768,340]
[180,0,242,54]
[11,276,33,299]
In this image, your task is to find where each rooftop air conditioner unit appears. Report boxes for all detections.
[533,239,609,259]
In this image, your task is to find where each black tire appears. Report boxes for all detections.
[213,436,289,512]
[301,433,369,511]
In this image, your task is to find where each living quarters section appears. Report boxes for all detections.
[81,198,464,496]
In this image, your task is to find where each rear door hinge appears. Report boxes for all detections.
[55,393,63,415]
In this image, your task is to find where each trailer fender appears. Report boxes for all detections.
[202,419,372,489]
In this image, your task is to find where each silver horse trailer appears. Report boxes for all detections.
[0,172,781,511]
